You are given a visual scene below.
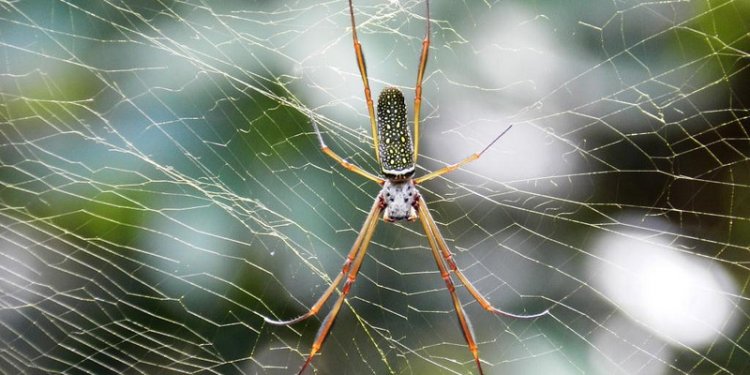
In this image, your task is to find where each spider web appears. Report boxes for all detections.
[0,0,748,374]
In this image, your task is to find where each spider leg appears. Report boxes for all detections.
[419,202,485,375]
[311,114,384,184]
[413,0,430,164]
[264,198,383,326]
[418,198,549,319]
[348,0,381,166]
[295,197,383,374]
[414,124,513,184]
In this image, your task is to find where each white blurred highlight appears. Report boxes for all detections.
[591,227,738,348]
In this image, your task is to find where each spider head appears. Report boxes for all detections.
[381,179,419,222]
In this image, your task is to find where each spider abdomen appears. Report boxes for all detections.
[377,87,414,178]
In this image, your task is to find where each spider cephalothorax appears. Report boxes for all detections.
[381,179,420,222]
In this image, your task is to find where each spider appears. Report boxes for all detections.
[265,1,549,374]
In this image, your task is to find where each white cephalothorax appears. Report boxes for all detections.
[381,179,419,222]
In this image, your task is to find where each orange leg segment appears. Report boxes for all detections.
[348,0,381,166]
[418,198,549,319]
[413,0,430,164]
[310,113,383,184]
[265,197,383,374]
[415,124,514,184]
[294,198,382,374]
[418,200,484,374]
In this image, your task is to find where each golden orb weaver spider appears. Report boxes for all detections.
[265,1,549,374]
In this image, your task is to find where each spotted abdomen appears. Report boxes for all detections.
[377,87,414,178]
